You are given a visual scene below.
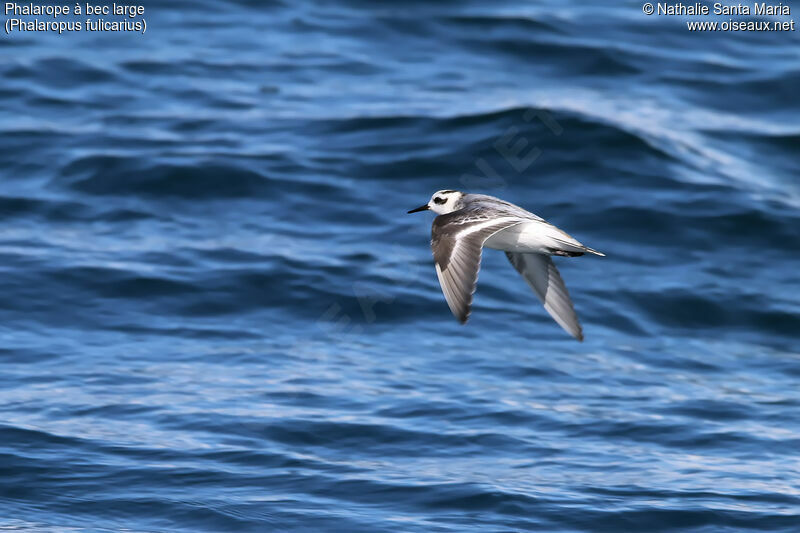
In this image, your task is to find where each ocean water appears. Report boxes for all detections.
[1,1,799,531]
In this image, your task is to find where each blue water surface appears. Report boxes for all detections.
[1,1,799,531]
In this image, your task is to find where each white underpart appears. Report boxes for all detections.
[455,217,522,241]
[484,220,586,254]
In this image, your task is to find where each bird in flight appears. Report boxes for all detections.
[408,190,604,341]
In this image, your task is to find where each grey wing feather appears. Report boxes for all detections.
[505,252,584,341]
[432,213,522,324]
[461,194,545,221]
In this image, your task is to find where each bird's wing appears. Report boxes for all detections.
[505,252,584,341]
[432,214,522,323]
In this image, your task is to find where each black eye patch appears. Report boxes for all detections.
[433,197,446,204]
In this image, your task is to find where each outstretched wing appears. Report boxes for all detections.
[432,214,522,323]
[505,252,584,341]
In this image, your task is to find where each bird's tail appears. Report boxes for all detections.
[582,246,605,257]
[550,236,605,257]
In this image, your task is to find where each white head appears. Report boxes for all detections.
[407,190,464,215]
